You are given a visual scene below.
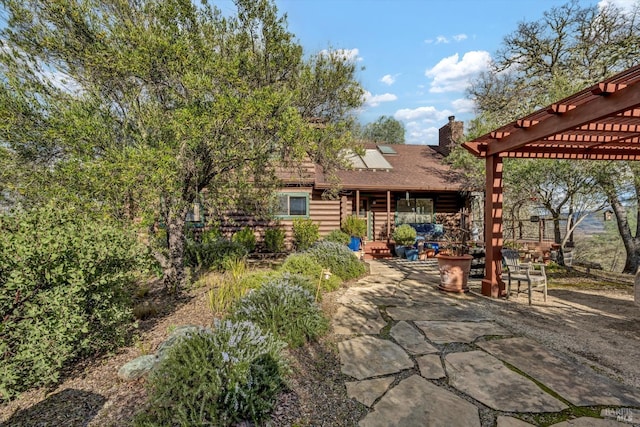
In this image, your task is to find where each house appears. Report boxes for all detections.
[267,116,475,256]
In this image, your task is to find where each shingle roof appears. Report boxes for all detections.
[316,144,468,191]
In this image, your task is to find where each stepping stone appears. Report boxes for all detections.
[359,375,481,427]
[497,416,536,427]
[417,354,446,379]
[390,321,438,355]
[387,303,485,321]
[332,304,386,335]
[337,283,394,302]
[338,335,413,380]
[414,321,510,344]
[345,377,394,407]
[478,337,640,407]
[445,350,568,413]
[550,418,631,426]
[398,280,441,302]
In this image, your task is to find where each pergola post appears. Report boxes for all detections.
[482,154,504,298]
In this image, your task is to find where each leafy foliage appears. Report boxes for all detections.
[342,215,367,238]
[134,320,287,426]
[280,253,323,279]
[361,115,405,144]
[325,229,350,245]
[231,280,329,348]
[0,0,363,291]
[184,239,248,272]
[392,224,417,246]
[0,204,139,400]
[306,241,366,281]
[292,218,319,251]
[264,227,286,253]
[232,227,257,253]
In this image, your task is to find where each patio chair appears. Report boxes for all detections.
[501,248,547,305]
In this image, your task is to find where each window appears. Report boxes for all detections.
[276,192,309,218]
[396,197,434,225]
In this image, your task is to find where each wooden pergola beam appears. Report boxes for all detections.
[487,82,640,156]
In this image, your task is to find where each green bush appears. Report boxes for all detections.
[325,229,350,245]
[280,253,323,279]
[231,280,329,348]
[292,218,319,251]
[307,241,366,281]
[0,204,139,400]
[232,227,256,253]
[134,320,287,426]
[264,227,286,253]
[392,224,417,246]
[184,238,248,271]
[342,215,367,238]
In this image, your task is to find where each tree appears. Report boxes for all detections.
[361,115,405,144]
[466,0,640,271]
[0,0,363,291]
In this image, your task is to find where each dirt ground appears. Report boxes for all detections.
[470,274,640,391]
[1,267,638,426]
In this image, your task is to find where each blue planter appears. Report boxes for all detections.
[406,249,419,261]
[348,236,361,251]
[395,245,406,258]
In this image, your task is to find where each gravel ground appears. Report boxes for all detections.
[469,276,640,390]
[1,267,638,427]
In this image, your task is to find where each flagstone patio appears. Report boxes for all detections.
[334,259,640,426]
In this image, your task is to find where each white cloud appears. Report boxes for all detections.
[393,106,454,144]
[363,91,397,107]
[425,34,468,44]
[319,48,362,62]
[404,124,439,145]
[380,74,398,85]
[425,51,491,93]
[598,0,636,12]
[451,98,475,113]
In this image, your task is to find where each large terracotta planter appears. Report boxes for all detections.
[436,254,473,293]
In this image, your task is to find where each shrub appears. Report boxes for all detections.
[280,253,323,279]
[292,218,319,251]
[0,203,139,400]
[134,320,287,426]
[307,241,366,281]
[342,215,367,238]
[264,227,286,253]
[325,229,350,245]
[232,227,256,253]
[184,238,247,271]
[231,280,329,348]
[392,223,417,246]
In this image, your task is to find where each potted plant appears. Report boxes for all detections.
[436,227,473,293]
[392,224,417,258]
[342,215,367,252]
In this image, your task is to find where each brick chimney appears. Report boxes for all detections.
[438,115,464,156]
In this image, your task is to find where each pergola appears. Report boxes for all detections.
[463,64,640,298]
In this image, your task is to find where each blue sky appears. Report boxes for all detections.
[269,0,635,144]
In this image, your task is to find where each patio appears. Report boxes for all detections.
[333,258,640,426]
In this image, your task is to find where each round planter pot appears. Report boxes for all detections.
[406,248,419,261]
[348,236,361,251]
[395,245,406,258]
[436,254,473,293]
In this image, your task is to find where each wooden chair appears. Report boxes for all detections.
[501,248,547,305]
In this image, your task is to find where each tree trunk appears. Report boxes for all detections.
[163,212,187,293]
[608,194,640,274]
[155,196,191,293]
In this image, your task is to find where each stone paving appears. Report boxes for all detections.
[335,259,640,427]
